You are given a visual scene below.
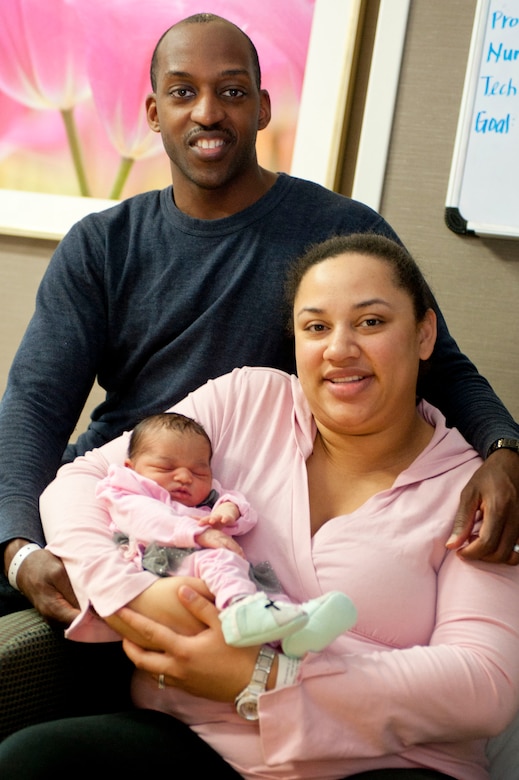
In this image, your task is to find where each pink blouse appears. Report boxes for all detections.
[42,367,519,780]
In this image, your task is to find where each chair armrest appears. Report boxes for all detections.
[0,608,133,742]
[0,608,70,741]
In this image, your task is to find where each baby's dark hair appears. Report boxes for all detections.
[284,233,435,335]
[128,412,212,460]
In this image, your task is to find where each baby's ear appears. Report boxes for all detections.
[124,458,134,469]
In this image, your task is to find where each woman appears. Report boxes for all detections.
[1,234,518,779]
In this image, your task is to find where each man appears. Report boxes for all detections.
[1,13,519,627]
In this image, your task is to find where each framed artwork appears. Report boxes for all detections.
[0,0,407,238]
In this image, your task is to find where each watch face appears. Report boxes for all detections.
[237,696,259,721]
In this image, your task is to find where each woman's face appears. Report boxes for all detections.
[293,252,436,439]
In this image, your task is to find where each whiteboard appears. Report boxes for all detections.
[446,0,519,238]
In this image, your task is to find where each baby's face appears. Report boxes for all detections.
[129,429,213,507]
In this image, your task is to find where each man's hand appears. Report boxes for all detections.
[4,539,80,625]
[446,449,519,564]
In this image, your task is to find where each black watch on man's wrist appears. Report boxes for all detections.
[487,438,519,457]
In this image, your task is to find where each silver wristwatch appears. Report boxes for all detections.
[487,438,519,457]
[235,645,276,721]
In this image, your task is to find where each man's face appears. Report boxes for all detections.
[146,21,271,193]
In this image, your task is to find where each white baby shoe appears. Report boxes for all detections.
[220,590,357,656]
[220,592,309,647]
[281,591,357,658]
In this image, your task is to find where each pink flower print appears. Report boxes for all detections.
[0,0,93,194]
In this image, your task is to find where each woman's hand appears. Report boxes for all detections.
[447,449,519,564]
[104,576,210,643]
[118,585,261,701]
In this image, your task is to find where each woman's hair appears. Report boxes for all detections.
[284,233,435,335]
[128,412,212,461]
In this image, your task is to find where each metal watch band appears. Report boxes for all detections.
[487,438,519,457]
[235,644,276,721]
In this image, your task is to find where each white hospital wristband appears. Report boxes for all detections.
[8,543,41,590]
[275,653,302,688]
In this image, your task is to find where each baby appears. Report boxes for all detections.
[96,412,356,657]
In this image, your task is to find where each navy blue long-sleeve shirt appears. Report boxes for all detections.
[1,174,517,547]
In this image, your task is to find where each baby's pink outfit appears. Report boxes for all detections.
[96,465,258,610]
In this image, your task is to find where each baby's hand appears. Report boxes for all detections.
[196,528,246,559]
[200,501,241,530]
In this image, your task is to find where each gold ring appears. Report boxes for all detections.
[158,673,166,690]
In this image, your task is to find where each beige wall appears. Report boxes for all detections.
[378,0,519,420]
[0,235,104,437]
[0,0,518,436]
[0,236,53,384]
